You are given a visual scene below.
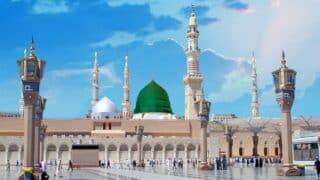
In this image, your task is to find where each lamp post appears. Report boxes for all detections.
[34,96,46,172]
[17,37,46,179]
[135,125,144,167]
[272,51,299,176]
[197,96,211,170]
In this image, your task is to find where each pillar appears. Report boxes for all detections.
[34,125,40,166]
[184,150,188,163]
[23,105,35,168]
[18,146,22,163]
[43,146,47,163]
[137,141,142,165]
[199,121,210,170]
[281,110,293,166]
[151,150,154,160]
[117,150,120,163]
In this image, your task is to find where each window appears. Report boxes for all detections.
[27,62,35,75]
[294,143,318,161]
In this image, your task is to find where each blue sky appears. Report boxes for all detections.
[1,0,320,119]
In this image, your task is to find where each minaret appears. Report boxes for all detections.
[91,51,99,109]
[122,50,131,119]
[251,52,259,118]
[19,47,27,119]
[184,5,203,120]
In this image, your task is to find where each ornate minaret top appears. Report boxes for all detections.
[91,51,99,109]
[29,36,35,57]
[251,52,259,118]
[186,4,200,75]
[122,50,131,119]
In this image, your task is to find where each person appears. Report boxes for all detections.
[132,160,136,169]
[68,160,73,172]
[315,157,320,178]
[41,171,49,180]
[259,157,263,167]
[216,157,221,170]
[55,159,62,177]
[41,160,49,180]
[107,160,110,168]
[6,160,10,171]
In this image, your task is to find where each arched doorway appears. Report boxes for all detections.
[107,144,117,162]
[154,144,163,161]
[0,144,5,164]
[59,144,69,164]
[98,144,105,161]
[46,144,57,163]
[187,144,196,160]
[264,147,268,156]
[176,144,185,159]
[119,144,129,162]
[131,144,138,161]
[165,144,174,160]
[275,147,279,156]
[8,144,19,163]
[239,147,244,156]
[142,144,152,161]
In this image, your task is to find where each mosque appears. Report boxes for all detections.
[0,6,318,166]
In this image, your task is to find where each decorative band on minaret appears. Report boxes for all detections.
[122,50,131,119]
[251,52,259,118]
[184,5,203,120]
[91,51,99,109]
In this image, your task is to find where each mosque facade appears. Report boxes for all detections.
[0,6,318,166]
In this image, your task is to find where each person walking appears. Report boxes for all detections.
[315,157,320,178]
[68,160,73,172]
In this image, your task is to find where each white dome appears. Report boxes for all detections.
[91,97,118,119]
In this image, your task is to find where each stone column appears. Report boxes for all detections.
[34,125,40,167]
[174,147,177,159]
[135,125,144,167]
[23,105,35,168]
[184,150,188,163]
[56,149,59,162]
[199,121,209,170]
[18,146,22,163]
[137,142,142,166]
[43,146,47,163]
[5,148,9,164]
[117,150,120,163]
[128,148,131,162]
[162,150,166,162]
[151,150,155,160]
[104,147,108,163]
[280,102,293,166]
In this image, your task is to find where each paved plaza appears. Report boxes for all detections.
[0,164,318,180]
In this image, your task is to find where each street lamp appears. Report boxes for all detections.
[34,96,46,171]
[197,95,211,170]
[272,51,299,176]
[17,37,46,179]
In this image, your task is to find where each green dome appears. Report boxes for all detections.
[134,80,173,114]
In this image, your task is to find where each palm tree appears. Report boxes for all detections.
[212,120,238,158]
[246,119,268,156]
[273,123,283,159]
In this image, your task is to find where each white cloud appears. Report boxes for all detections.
[209,61,251,103]
[90,32,139,47]
[48,63,121,85]
[32,0,69,14]
[271,0,281,8]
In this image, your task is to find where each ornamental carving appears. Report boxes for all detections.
[23,92,38,105]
